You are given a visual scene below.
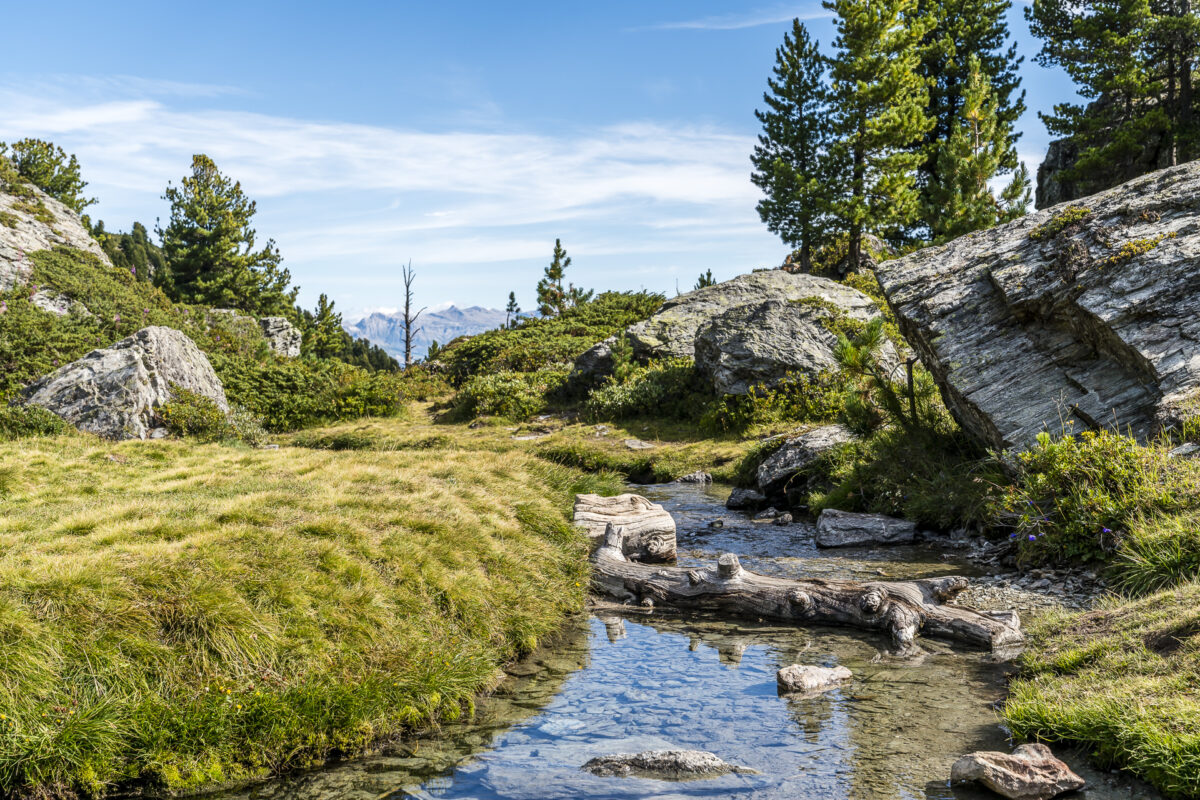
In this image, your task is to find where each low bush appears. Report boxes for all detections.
[996,430,1199,564]
[699,371,847,434]
[0,404,71,440]
[160,388,269,445]
[450,367,569,421]
[583,359,709,422]
[440,291,663,384]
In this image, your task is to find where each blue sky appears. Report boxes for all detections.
[0,1,1078,318]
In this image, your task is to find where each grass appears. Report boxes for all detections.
[0,426,621,797]
[1004,584,1200,798]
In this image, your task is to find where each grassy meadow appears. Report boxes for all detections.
[0,426,620,796]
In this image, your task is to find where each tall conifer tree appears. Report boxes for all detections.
[824,0,933,266]
[924,55,1031,242]
[536,239,591,317]
[750,20,831,269]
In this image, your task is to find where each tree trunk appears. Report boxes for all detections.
[574,494,676,562]
[590,525,1023,652]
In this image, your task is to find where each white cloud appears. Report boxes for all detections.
[637,6,832,31]
[0,77,784,310]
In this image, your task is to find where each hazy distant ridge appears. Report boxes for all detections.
[348,305,508,360]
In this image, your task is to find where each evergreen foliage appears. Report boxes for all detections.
[157,155,298,316]
[1028,0,1200,192]
[92,220,165,282]
[536,239,592,317]
[505,291,521,328]
[694,269,716,290]
[0,138,95,213]
[823,0,934,263]
[916,0,1026,233]
[750,20,832,268]
[923,55,1032,242]
[304,293,344,359]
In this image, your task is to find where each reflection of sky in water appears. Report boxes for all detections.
[394,616,996,800]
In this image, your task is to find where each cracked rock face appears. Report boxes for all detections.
[259,316,302,358]
[22,326,228,440]
[0,182,110,291]
[877,162,1200,453]
[951,743,1085,800]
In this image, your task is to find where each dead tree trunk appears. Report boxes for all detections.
[590,525,1022,652]
[574,494,676,562]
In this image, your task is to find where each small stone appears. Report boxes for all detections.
[773,513,794,526]
[951,743,1086,800]
[776,664,852,695]
[726,487,766,511]
[582,750,758,780]
[753,507,780,521]
[624,438,656,450]
[1170,442,1200,459]
[674,470,713,484]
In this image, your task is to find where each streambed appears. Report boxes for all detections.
[213,483,1158,800]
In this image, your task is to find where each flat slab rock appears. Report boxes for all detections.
[22,326,228,440]
[816,509,916,547]
[951,744,1086,800]
[776,664,852,695]
[756,424,855,495]
[877,162,1200,452]
[573,493,676,562]
[582,750,759,780]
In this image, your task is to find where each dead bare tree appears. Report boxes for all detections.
[401,261,426,367]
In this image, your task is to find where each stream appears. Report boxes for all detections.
[213,483,1159,800]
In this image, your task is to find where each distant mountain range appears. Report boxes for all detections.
[347,305,509,361]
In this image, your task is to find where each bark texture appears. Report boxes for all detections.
[574,494,676,562]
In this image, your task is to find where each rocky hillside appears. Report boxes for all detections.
[349,304,508,360]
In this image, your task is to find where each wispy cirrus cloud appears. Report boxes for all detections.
[635,6,831,31]
[0,77,783,310]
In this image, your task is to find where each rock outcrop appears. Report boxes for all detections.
[0,181,110,291]
[259,316,302,358]
[572,271,888,384]
[695,298,896,396]
[877,163,1200,453]
[582,750,758,780]
[776,664,852,695]
[22,326,228,440]
[756,425,855,496]
[815,509,916,548]
[951,744,1086,800]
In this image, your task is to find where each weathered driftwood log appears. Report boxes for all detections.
[590,525,1022,651]
[574,494,676,562]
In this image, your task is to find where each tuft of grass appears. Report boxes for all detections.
[0,429,614,797]
[1005,586,1200,798]
[1029,205,1092,241]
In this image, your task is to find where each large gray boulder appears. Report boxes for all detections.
[572,271,885,382]
[695,299,896,396]
[22,326,228,440]
[756,424,855,495]
[951,744,1085,800]
[0,181,110,291]
[815,509,916,547]
[878,162,1200,453]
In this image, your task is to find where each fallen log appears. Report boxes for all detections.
[590,524,1022,651]
[574,493,676,562]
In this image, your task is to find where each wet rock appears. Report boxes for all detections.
[695,298,896,396]
[573,494,676,562]
[674,471,713,484]
[951,743,1086,800]
[773,513,794,526]
[725,487,766,511]
[581,749,758,780]
[753,507,781,521]
[876,162,1200,452]
[756,424,855,495]
[21,326,228,440]
[776,664,852,695]
[815,509,916,548]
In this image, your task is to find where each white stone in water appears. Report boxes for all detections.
[775,664,852,695]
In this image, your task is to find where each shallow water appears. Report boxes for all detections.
[212,483,1159,800]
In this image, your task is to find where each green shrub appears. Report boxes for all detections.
[451,367,569,421]
[160,388,268,445]
[584,359,710,422]
[699,371,846,434]
[441,291,663,384]
[996,430,1198,564]
[0,404,71,440]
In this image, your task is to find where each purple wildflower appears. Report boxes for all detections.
[1102,527,1112,533]
[1028,534,1037,542]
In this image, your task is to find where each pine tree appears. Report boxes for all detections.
[924,55,1031,242]
[694,269,716,290]
[0,138,95,213]
[158,155,298,315]
[505,291,521,328]
[1027,0,1200,192]
[536,239,592,316]
[916,0,1026,235]
[304,294,343,359]
[750,20,831,269]
[824,0,934,266]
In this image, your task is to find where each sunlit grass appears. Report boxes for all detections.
[0,428,620,796]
